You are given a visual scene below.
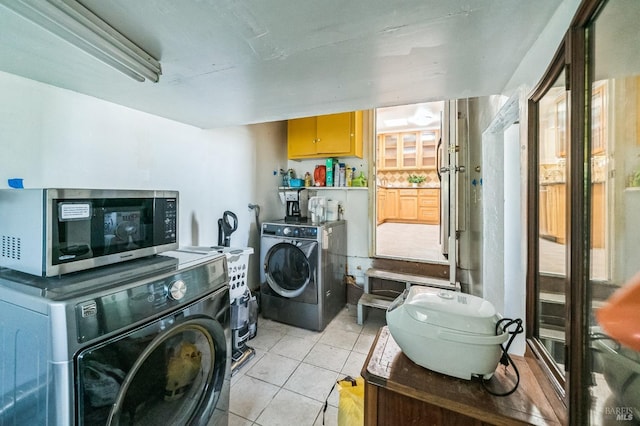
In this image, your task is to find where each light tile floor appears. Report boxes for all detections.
[229,305,387,426]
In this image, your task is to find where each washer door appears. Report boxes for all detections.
[264,240,317,298]
[77,315,227,426]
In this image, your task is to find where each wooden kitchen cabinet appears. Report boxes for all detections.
[539,183,566,244]
[378,130,439,170]
[398,189,419,220]
[401,133,418,168]
[551,183,566,244]
[385,188,398,219]
[418,188,439,224]
[419,130,438,168]
[380,134,399,168]
[377,188,386,225]
[288,111,363,159]
[540,185,550,240]
[591,182,604,248]
[377,187,439,224]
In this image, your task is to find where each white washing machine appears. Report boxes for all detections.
[260,220,346,331]
[0,252,230,425]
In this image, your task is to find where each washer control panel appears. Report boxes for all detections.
[75,255,228,343]
[262,223,319,239]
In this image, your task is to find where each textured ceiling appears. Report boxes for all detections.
[0,0,566,128]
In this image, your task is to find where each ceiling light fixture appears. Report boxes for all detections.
[408,107,435,126]
[383,118,408,128]
[0,0,161,82]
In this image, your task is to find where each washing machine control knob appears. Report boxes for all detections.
[168,279,187,300]
[283,227,292,236]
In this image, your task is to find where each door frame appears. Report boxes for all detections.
[371,102,455,284]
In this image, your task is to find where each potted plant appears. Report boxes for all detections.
[407,174,426,187]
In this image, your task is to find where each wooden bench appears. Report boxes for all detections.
[356,268,459,325]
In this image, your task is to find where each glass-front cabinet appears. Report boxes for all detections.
[380,133,399,169]
[420,130,438,168]
[377,130,439,170]
[401,132,417,168]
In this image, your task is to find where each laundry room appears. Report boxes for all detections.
[2,1,640,425]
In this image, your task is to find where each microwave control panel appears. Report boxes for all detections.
[162,198,178,242]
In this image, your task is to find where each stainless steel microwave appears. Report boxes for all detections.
[0,189,178,277]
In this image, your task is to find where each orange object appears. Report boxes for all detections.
[314,165,326,186]
[596,271,640,352]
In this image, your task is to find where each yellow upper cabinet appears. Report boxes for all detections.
[288,111,363,159]
[287,116,317,158]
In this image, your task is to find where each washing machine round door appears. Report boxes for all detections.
[264,241,315,298]
[77,316,227,426]
[108,317,226,425]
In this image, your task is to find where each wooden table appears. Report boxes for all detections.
[361,327,565,425]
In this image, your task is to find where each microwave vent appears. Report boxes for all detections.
[1,235,21,260]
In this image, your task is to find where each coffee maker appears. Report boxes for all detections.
[283,189,308,222]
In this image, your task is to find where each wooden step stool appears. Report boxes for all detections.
[356,268,460,325]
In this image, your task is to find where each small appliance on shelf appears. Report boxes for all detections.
[308,196,327,224]
[280,188,308,223]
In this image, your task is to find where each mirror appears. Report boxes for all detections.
[536,68,568,370]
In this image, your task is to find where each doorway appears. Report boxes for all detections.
[374,101,448,264]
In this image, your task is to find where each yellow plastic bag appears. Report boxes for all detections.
[336,376,364,426]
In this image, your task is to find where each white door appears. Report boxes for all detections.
[440,100,460,288]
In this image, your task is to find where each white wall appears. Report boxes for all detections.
[503,0,581,96]
[482,109,507,312]
[482,92,527,355]
[0,70,287,290]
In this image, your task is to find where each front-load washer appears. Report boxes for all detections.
[260,220,346,331]
[0,252,230,426]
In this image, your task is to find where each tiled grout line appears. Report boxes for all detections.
[229,305,386,425]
